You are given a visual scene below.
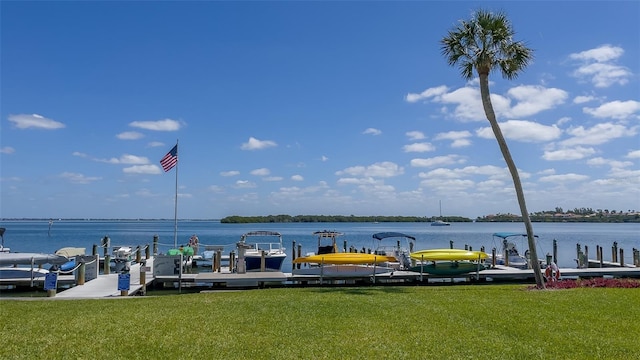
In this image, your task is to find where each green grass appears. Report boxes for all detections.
[1,285,639,359]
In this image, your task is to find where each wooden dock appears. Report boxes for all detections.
[56,258,155,298]
[3,255,639,297]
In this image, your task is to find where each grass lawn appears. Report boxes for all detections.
[1,284,639,359]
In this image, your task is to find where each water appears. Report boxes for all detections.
[1,220,638,272]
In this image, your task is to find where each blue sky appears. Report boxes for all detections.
[1,1,639,220]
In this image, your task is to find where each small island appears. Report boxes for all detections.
[220,208,639,224]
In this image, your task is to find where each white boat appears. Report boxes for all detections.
[485,232,541,269]
[0,252,69,266]
[371,232,415,270]
[238,231,287,271]
[430,201,451,226]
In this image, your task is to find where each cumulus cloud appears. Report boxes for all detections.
[434,131,473,148]
[97,154,150,165]
[220,170,240,177]
[505,85,568,118]
[336,161,403,178]
[573,95,596,104]
[561,122,636,146]
[363,128,382,136]
[569,44,631,87]
[1,146,15,154]
[406,131,426,140]
[583,100,640,120]
[405,85,448,103]
[539,173,590,182]
[476,120,562,143]
[542,146,597,161]
[250,168,270,176]
[410,155,465,168]
[234,180,257,188]
[291,174,304,181]
[122,165,162,174]
[403,142,436,153]
[60,172,101,184]
[8,114,65,130]
[626,150,640,159]
[406,84,567,122]
[241,137,277,150]
[117,131,144,140]
[129,118,182,131]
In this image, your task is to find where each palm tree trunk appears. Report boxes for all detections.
[478,73,545,288]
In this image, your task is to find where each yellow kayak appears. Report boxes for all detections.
[410,249,488,261]
[292,253,397,265]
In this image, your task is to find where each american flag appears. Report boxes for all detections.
[160,144,178,172]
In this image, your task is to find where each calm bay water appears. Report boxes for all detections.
[1,220,638,272]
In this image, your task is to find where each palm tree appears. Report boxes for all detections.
[441,9,545,288]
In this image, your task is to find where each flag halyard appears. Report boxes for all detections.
[160,144,178,172]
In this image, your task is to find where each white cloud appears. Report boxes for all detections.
[60,172,101,184]
[1,147,15,154]
[122,165,162,174]
[434,130,473,148]
[410,155,465,168]
[291,174,304,181]
[405,85,448,103]
[403,142,436,153]
[241,137,277,150]
[250,168,271,176]
[476,120,562,143]
[406,131,425,140]
[573,95,596,104]
[336,161,404,178]
[562,122,636,146]
[8,114,65,130]
[220,171,240,177]
[542,146,597,161]
[235,180,257,188]
[363,128,382,136]
[583,100,640,120]
[569,45,631,87]
[98,154,150,164]
[626,150,640,159]
[117,131,144,140]
[539,173,590,182]
[408,84,567,123]
[129,118,182,131]
[505,85,568,118]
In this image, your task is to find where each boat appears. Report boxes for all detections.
[55,247,86,273]
[0,252,69,267]
[238,231,287,271]
[293,252,396,265]
[292,231,398,277]
[430,200,451,226]
[409,249,488,276]
[372,232,415,270]
[485,232,537,269]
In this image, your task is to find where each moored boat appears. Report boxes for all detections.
[292,231,398,277]
[372,232,415,270]
[409,249,488,276]
[238,231,287,271]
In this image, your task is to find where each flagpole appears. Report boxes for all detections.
[173,139,179,248]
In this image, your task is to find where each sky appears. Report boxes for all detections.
[1,1,639,220]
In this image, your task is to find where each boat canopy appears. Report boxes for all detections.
[372,232,416,241]
[492,232,538,239]
[241,231,282,238]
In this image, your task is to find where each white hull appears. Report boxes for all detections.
[292,264,395,277]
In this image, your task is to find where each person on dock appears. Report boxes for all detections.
[189,234,199,253]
